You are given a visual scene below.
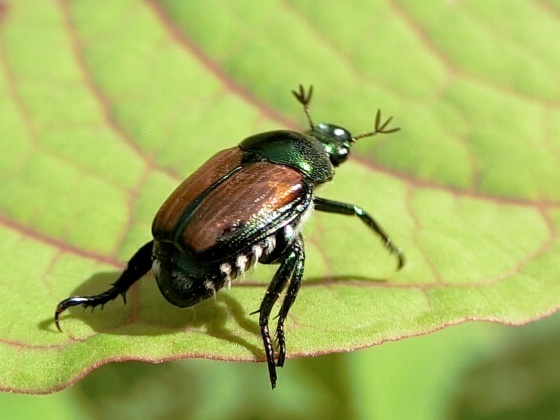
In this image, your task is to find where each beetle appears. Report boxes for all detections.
[54,85,404,389]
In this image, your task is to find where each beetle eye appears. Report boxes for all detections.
[311,124,352,166]
[330,146,349,166]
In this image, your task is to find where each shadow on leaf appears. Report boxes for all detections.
[44,270,263,358]
[304,274,389,285]
[44,268,390,365]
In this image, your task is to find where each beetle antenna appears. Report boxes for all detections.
[353,109,400,141]
[292,84,314,130]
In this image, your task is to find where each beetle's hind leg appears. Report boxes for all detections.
[256,234,305,389]
[54,240,154,331]
[275,236,304,368]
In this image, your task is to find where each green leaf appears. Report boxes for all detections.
[1,0,558,393]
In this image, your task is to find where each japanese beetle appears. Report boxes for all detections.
[54,85,404,389]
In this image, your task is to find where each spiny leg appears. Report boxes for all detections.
[275,235,304,368]
[314,197,405,269]
[54,240,154,331]
[256,245,299,388]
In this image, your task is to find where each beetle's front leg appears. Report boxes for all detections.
[314,197,405,269]
[256,241,301,389]
[54,240,154,331]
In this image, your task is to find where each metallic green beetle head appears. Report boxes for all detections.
[293,84,400,167]
[309,123,352,167]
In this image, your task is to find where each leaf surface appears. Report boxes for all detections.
[0,0,558,392]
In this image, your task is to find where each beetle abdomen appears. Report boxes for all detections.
[152,222,296,308]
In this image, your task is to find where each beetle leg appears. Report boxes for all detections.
[257,241,301,389]
[54,240,154,331]
[275,235,304,368]
[314,197,405,269]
